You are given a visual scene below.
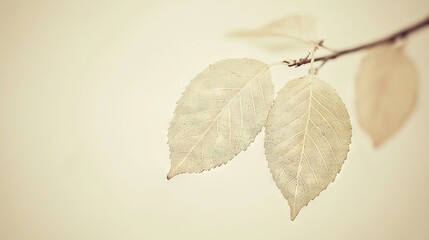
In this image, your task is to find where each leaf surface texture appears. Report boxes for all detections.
[265,75,351,220]
[168,58,274,179]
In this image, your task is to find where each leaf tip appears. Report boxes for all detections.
[167,169,175,180]
[372,138,384,148]
[289,202,303,221]
[290,210,299,221]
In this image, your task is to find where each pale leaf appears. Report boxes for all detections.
[228,15,320,52]
[168,58,274,179]
[356,45,418,147]
[264,75,352,220]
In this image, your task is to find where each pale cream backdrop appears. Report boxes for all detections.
[1,0,428,239]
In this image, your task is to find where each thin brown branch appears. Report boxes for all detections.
[284,15,429,67]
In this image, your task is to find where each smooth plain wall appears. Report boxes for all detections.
[1,0,428,239]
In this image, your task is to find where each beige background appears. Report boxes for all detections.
[1,0,429,239]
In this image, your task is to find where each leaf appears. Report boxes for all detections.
[264,75,352,220]
[227,15,320,52]
[355,45,418,147]
[168,58,274,179]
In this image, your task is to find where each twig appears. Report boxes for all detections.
[283,15,429,67]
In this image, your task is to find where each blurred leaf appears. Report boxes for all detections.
[168,58,274,179]
[355,45,418,147]
[265,75,352,220]
[227,15,321,52]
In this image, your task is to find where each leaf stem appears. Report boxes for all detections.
[283,15,429,68]
[308,45,318,75]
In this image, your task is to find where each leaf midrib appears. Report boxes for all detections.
[292,84,313,215]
